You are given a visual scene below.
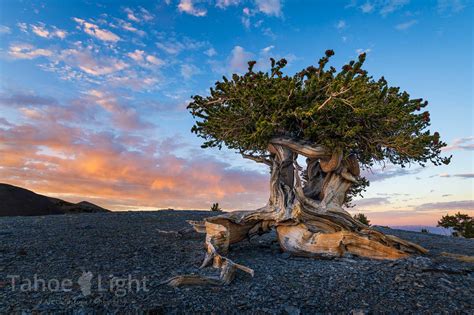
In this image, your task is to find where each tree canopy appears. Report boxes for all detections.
[438,212,473,238]
[187,50,451,169]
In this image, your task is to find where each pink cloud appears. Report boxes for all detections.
[0,92,268,210]
[8,43,52,59]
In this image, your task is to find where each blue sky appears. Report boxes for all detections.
[0,0,472,225]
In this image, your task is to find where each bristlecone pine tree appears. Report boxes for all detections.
[164,51,451,287]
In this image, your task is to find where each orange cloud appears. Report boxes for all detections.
[0,101,269,210]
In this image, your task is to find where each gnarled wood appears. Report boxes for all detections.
[270,137,329,159]
[165,144,427,287]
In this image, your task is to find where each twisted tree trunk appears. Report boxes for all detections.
[166,137,427,287]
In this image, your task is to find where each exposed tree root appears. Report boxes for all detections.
[161,275,221,287]
[162,238,254,287]
[440,252,474,263]
[164,139,428,287]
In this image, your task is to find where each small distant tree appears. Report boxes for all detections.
[353,213,370,226]
[210,203,222,212]
[437,212,473,238]
[420,228,429,234]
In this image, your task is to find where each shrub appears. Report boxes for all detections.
[353,213,370,226]
[210,203,222,212]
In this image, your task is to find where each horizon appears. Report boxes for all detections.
[0,0,473,226]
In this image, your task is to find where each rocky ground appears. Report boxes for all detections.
[0,210,473,314]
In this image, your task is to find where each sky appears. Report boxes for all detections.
[0,0,472,226]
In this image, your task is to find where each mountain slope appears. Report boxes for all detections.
[0,183,110,216]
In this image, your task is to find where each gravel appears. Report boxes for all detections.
[1,210,473,313]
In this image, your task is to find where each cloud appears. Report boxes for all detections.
[178,0,207,16]
[127,49,145,62]
[241,16,251,29]
[127,49,164,67]
[0,25,11,34]
[156,36,207,55]
[261,45,274,54]
[106,71,160,91]
[229,46,253,72]
[124,7,154,22]
[380,0,409,15]
[355,48,372,55]
[84,89,152,130]
[59,48,128,76]
[216,0,241,8]
[180,64,201,79]
[255,0,282,17]
[395,19,417,30]
[414,200,474,211]
[115,19,146,36]
[0,92,58,107]
[336,20,346,30]
[0,106,268,210]
[353,197,391,208]
[30,22,67,39]
[353,0,409,16]
[360,2,374,13]
[17,22,28,33]
[438,173,474,179]
[8,43,53,59]
[124,7,141,22]
[0,91,96,125]
[0,117,13,126]
[437,0,466,15]
[146,55,165,66]
[362,165,422,182]
[442,136,474,151]
[204,47,217,57]
[73,18,120,42]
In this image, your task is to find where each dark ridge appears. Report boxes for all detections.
[0,183,110,217]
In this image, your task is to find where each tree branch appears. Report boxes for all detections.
[317,87,352,111]
[270,136,329,159]
[241,153,272,166]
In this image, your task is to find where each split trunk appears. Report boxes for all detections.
[172,137,427,286]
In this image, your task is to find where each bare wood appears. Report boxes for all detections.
[276,225,409,259]
[440,252,474,263]
[344,154,360,176]
[319,149,342,173]
[270,137,329,159]
[169,143,427,286]
[187,220,207,233]
[160,275,221,287]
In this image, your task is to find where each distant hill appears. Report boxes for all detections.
[389,225,452,236]
[0,183,110,217]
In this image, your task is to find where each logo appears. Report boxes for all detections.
[77,271,93,296]
[6,272,149,297]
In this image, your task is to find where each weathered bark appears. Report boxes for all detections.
[165,137,427,286]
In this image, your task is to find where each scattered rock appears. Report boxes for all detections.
[0,211,473,313]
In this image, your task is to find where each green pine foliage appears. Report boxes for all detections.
[353,213,371,226]
[437,212,473,238]
[210,203,222,212]
[188,50,451,193]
